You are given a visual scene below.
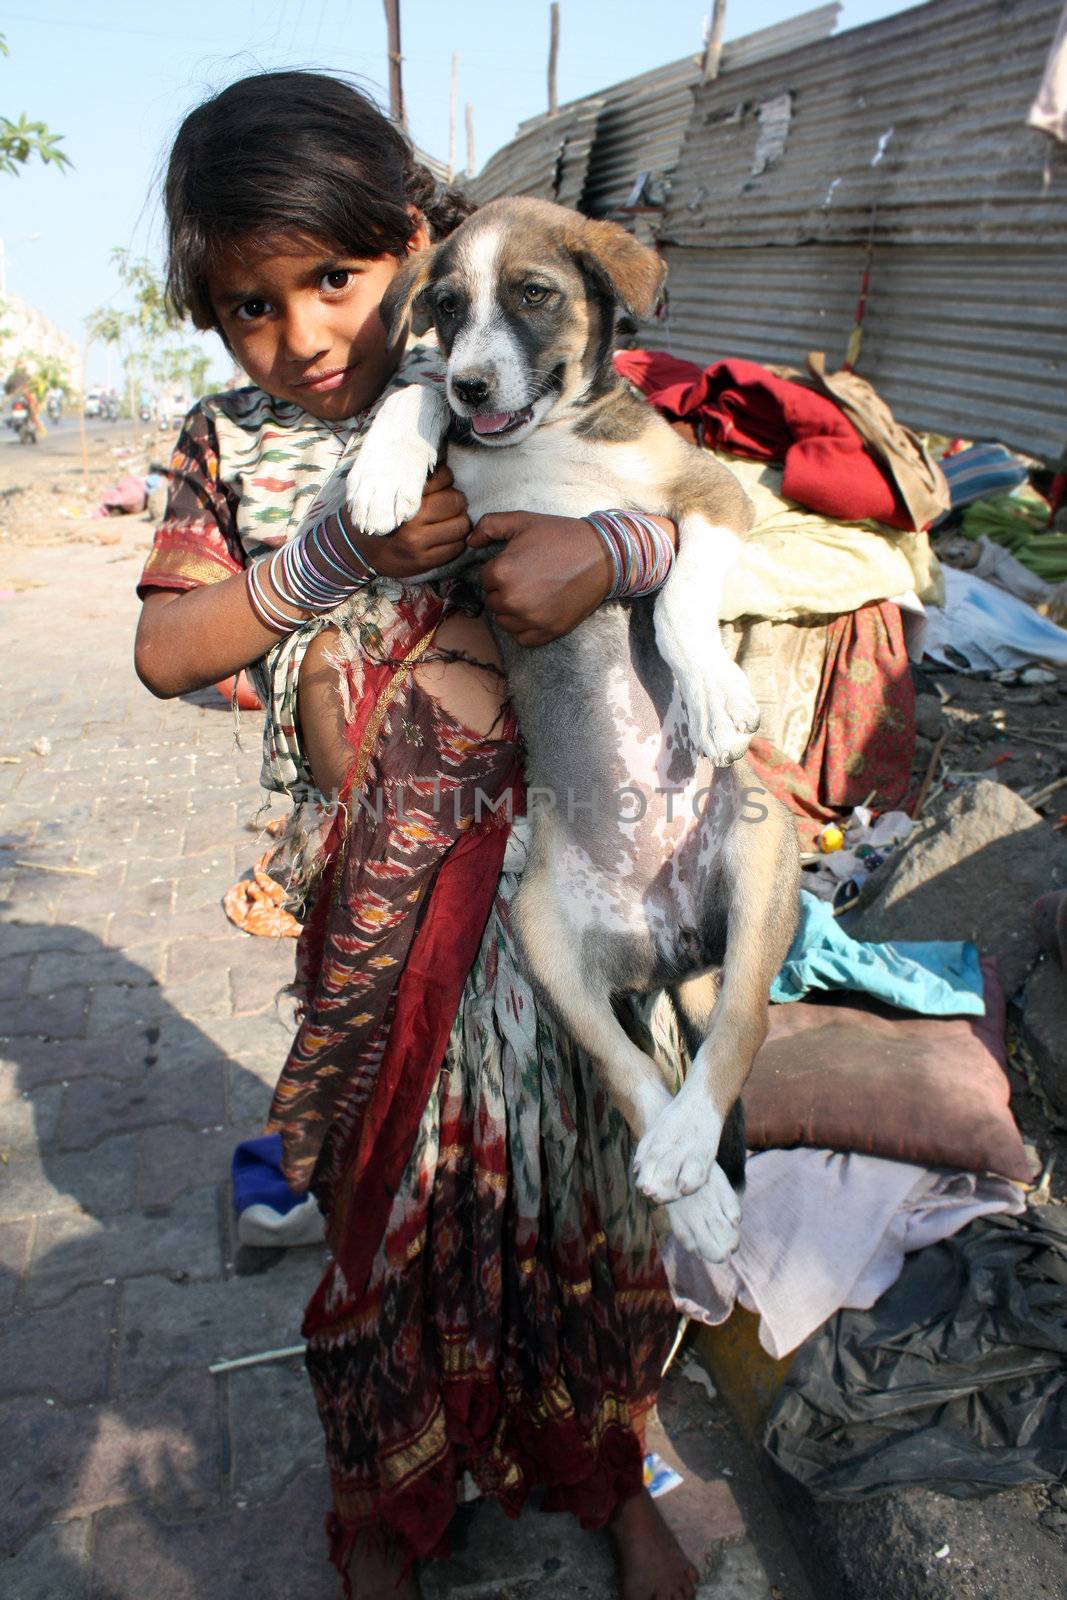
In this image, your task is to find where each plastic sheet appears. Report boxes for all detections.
[764,1208,1067,1498]
[924,566,1067,671]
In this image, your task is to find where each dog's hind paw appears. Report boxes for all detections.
[681,655,761,767]
[632,1096,721,1203]
[665,1165,742,1262]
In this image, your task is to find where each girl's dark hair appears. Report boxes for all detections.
[165,70,474,329]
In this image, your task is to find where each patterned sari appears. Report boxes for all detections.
[138,362,678,1588]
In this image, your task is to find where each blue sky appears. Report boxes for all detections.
[1,0,918,383]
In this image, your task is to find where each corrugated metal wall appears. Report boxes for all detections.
[642,241,1067,459]
[644,0,1067,459]
[661,0,1067,247]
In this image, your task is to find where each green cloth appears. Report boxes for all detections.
[961,491,1067,583]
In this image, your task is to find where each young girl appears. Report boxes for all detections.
[137,71,696,1600]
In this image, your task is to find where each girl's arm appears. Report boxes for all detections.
[135,466,471,699]
[466,512,677,648]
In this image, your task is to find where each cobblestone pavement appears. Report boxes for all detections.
[1,517,807,1600]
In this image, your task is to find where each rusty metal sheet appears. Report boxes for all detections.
[662,0,1067,247]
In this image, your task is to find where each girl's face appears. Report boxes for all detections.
[208,224,430,421]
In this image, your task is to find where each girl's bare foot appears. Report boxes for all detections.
[608,1489,700,1600]
[338,1532,421,1600]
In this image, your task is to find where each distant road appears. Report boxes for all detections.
[0,416,168,459]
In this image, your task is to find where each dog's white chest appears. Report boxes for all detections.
[451,434,668,523]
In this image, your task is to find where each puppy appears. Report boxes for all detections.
[345,198,799,1262]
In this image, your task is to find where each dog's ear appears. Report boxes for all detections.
[565,218,666,319]
[380,245,438,345]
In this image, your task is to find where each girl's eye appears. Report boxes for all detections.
[522,284,550,306]
[322,269,352,291]
[235,298,271,322]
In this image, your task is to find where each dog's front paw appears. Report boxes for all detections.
[682,655,761,767]
[665,1164,742,1262]
[632,1095,720,1204]
[345,430,436,536]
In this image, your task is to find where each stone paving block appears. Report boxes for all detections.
[97,874,170,921]
[136,1123,242,1209]
[229,954,293,1018]
[172,866,237,917]
[57,1061,226,1150]
[1,1136,137,1223]
[0,887,62,926]
[228,1359,325,1504]
[87,1467,332,1600]
[50,873,129,921]
[0,1083,63,1152]
[0,919,113,959]
[0,1284,115,1404]
[0,1219,33,1312]
[118,1251,324,1395]
[0,1516,92,1600]
[0,1032,151,1091]
[165,936,239,988]
[181,811,239,857]
[84,983,171,1039]
[27,1184,223,1305]
[1,1371,220,1553]
[0,954,35,1004]
[28,951,160,996]
[151,1011,289,1080]
[105,907,233,951]
[228,1062,281,1127]
[0,986,88,1040]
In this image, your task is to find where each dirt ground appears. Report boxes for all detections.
[0,416,162,554]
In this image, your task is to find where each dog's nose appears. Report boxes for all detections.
[453,375,491,406]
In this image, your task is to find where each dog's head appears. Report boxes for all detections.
[381,197,665,446]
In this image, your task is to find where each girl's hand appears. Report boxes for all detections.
[467,512,676,647]
[348,465,470,579]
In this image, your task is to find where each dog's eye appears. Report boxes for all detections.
[522,284,550,306]
[436,294,459,317]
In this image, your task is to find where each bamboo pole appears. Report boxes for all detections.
[702,0,727,83]
[79,337,90,491]
[548,2,560,115]
[448,52,458,180]
[383,0,405,130]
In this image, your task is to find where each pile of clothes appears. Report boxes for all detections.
[616,348,946,847]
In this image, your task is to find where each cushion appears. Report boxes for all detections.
[742,959,1033,1182]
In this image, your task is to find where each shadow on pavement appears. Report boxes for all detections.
[0,920,332,1600]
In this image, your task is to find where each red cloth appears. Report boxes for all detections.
[307,786,518,1311]
[614,349,915,529]
[745,601,916,849]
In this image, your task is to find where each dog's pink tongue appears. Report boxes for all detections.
[471,411,513,435]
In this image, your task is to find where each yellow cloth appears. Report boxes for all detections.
[718,454,943,624]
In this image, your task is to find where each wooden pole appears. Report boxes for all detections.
[448,52,458,180]
[702,0,727,83]
[548,2,560,115]
[465,101,475,177]
[383,0,405,130]
[79,338,90,491]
